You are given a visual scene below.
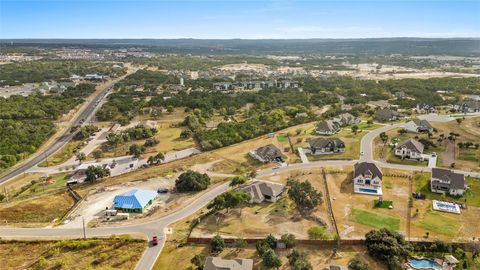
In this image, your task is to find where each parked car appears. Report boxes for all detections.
[152,236,158,246]
[157,188,169,194]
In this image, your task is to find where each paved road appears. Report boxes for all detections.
[0,79,120,184]
[2,112,480,270]
[0,181,230,270]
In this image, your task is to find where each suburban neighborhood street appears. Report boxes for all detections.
[1,112,480,269]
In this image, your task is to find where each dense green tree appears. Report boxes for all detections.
[85,165,111,182]
[262,249,282,269]
[365,228,412,270]
[286,179,323,211]
[229,176,248,187]
[210,235,225,254]
[175,170,211,192]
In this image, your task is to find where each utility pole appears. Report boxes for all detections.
[82,216,87,239]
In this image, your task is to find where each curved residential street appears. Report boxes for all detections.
[1,112,480,269]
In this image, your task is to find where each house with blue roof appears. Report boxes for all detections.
[113,189,158,213]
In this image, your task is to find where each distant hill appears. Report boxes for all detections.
[1,38,479,56]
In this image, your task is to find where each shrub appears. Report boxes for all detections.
[307,226,329,240]
[210,235,225,254]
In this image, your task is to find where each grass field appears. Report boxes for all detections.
[414,172,480,207]
[415,210,462,238]
[0,237,145,270]
[350,208,400,231]
[0,191,74,224]
[373,200,393,209]
[38,140,83,167]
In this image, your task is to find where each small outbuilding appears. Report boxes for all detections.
[113,189,158,213]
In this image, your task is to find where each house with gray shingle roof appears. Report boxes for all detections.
[240,181,285,203]
[405,119,434,133]
[374,108,403,122]
[333,113,361,126]
[249,144,283,163]
[315,120,341,135]
[204,256,253,270]
[307,138,345,154]
[353,162,383,195]
[431,168,467,196]
[394,138,424,160]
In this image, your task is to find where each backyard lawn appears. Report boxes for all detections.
[415,210,462,238]
[414,172,480,207]
[350,208,400,231]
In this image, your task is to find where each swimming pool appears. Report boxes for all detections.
[408,258,442,270]
[359,188,378,194]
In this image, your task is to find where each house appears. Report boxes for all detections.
[141,120,158,130]
[453,100,480,113]
[353,162,383,195]
[204,257,253,270]
[374,109,403,122]
[249,144,283,163]
[307,138,345,154]
[416,103,436,114]
[241,181,285,203]
[333,113,361,126]
[315,120,341,135]
[113,189,158,213]
[67,169,87,185]
[430,168,467,196]
[404,119,434,133]
[395,139,424,160]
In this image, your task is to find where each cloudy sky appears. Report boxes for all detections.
[1,0,479,39]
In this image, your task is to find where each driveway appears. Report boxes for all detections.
[297,147,310,164]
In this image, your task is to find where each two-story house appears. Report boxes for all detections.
[430,168,467,196]
[353,162,383,195]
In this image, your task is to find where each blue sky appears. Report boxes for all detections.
[0,0,479,39]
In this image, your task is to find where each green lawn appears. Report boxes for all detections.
[415,173,480,207]
[373,200,393,209]
[277,134,288,142]
[350,208,400,231]
[415,210,462,237]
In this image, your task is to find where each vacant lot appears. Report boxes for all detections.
[0,191,74,225]
[0,237,145,270]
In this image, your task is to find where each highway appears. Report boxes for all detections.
[0,77,124,185]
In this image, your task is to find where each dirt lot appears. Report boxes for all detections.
[0,237,145,270]
[156,206,385,270]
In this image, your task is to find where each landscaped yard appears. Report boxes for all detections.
[414,172,480,207]
[0,237,146,270]
[350,208,400,231]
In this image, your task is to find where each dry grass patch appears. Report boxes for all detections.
[0,237,146,270]
[0,191,74,224]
